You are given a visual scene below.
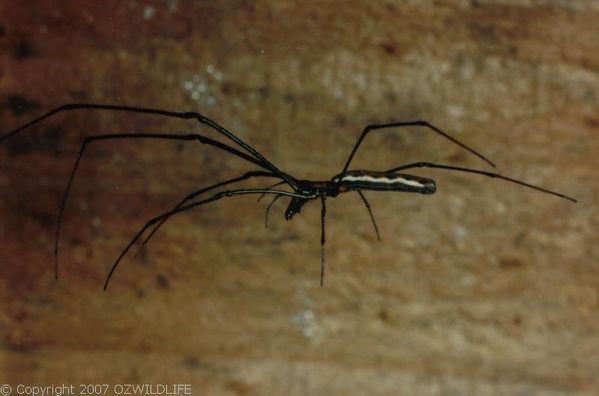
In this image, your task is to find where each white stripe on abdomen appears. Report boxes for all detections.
[340,174,426,188]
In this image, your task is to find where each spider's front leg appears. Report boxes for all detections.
[134,170,283,256]
[104,188,307,290]
[16,132,274,280]
[0,103,298,189]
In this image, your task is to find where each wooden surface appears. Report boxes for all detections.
[1,1,597,395]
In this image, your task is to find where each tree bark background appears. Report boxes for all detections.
[0,1,597,395]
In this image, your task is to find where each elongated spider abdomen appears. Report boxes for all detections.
[334,170,436,194]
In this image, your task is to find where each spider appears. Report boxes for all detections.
[0,104,577,289]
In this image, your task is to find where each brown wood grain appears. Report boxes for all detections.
[1,1,597,394]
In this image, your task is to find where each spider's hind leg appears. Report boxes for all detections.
[320,196,327,287]
[341,120,495,174]
[357,191,381,241]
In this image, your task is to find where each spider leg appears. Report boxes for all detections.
[104,188,310,290]
[134,170,282,258]
[320,196,327,287]
[357,191,381,241]
[0,103,298,189]
[257,180,286,202]
[341,120,495,174]
[386,162,576,202]
[264,194,284,228]
[52,132,280,280]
